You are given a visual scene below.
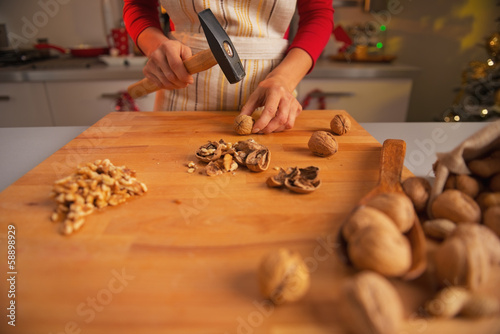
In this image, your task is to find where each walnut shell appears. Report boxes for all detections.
[330,114,351,135]
[284,166,321,194]
[258,248,310,304]
[267,166,321,194]
[402,177,431,213]
[364,193,415,233]
[348,224,412,277]
[342,206,396,242]
[308,131,338,157]
[195,141,222,162]
[245,149,270,172]
[434,225,492,290]
[340,271,404,334]
[431,189,481,224]
[234,114,255,135]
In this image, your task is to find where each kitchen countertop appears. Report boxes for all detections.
[0,120,487,192]
[0,56,419,82]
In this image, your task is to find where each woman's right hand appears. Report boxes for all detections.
[143,38,194,90]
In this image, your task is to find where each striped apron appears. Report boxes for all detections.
[155,0,297,111]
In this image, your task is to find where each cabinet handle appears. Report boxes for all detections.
[101,93,121,99]
[308,91,354,98]
[0,95,10,101]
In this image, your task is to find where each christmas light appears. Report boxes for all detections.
[376,42,383,49]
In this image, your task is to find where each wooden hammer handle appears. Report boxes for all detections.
[127,49,217,99]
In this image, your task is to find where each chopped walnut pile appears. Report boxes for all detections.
[50,159,147,235]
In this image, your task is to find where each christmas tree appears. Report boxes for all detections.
[440,1,500,122]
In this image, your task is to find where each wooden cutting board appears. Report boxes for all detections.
[0,110,499,334]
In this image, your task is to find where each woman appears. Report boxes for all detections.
[123,0,333,134]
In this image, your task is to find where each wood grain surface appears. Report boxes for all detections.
[0,110,499,334]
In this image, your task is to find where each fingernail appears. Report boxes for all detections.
[252,127,260,133]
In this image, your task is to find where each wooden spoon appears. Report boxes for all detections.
[338,139,427,280]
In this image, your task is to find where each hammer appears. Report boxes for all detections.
[127,8,245,99]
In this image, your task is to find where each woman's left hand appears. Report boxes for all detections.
[239,75,302,134]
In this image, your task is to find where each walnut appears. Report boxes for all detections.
[422,219,456,240]
[484,206,500,238]
[245,149,271,172]
[308,131,338,157]
[424,286,471,318]
[431,189,481,224]
[50,159,147,235]
[444,174,481,198]
[340,271,404,334]
[258,248,310,304]
[423,286,500,319]
[342,206,396,242]
[233,114,255,135]
[434,224,493,290]
[195,140,222,162]
[347,223,412,277]
[402,176,431,213]
[330,114,351,135]
[459,293,500,318]
[195,139,268,176]
[364,193,415,233]
[267,166,321,194]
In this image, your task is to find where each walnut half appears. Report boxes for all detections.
[267,166,321,194]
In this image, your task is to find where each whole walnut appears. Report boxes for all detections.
[402,177,431,213]
[348,224,412,277]
[340,271,404,334]
[364,193,415,233]
[258,248,310,304]
[233,114,255,135]
[434,225,492,291]
[444,174,481,198]
[330,114,351,135]
[308,131,338,157]
[342,206,396,241]
[431,189,481,224]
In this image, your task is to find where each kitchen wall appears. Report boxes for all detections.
[333,0,498,121]
[1,0,497,122]
[0,0,123,48]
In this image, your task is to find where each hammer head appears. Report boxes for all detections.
[198,9,245,84]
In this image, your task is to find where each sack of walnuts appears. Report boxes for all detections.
[428,120,500,226]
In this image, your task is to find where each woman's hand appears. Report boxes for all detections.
[138,28,194,90]
[240,75,302,134]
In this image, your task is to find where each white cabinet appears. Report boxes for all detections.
[297,78,413,122]
[0,83,53,127]
[45,80,155,126]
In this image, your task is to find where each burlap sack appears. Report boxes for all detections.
[428,120,500,217]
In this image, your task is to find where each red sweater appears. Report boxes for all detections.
[123,0,334,69]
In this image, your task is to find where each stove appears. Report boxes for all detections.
[0,48,53,67]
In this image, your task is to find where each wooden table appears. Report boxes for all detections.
[1,111,499,334]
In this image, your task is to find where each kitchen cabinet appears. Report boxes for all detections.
[0,83,53,127]
[297,78,413,122]
[45,80,155,126]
